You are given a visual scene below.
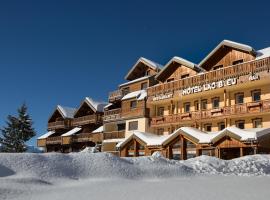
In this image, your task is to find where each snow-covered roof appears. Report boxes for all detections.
[156,56,203,81]
[103,138,125,143]
[57,105,77,119]
[85,97,108,112]
[199,40,256,68]
[256,47,270,60]
[104,103,113,109]
[119,76,150,87]
[61,127,82,137]
[92,126,103,133]
[125,57,163,80]
[38,131,55,139]
[121,90,147,101]
[117,131,169,148]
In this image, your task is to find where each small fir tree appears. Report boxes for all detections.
[0,103,36,152]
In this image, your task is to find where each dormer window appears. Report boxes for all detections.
[181,74,189,79]
[213,65,223,70]
[232,59,243,65]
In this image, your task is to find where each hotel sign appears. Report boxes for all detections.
[182,78,237,96]
[153,93,173,101]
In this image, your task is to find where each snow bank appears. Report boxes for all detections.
[1,153,270,182]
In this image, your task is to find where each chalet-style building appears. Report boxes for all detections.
[117,40,270,160]
[38,39,270,160]
[37,98,107,152]
[102,57,162,154]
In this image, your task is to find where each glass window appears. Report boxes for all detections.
[218,122,225,130]
[213,65,223,70]
[236,120,245,129]
[205,124,212,132]
[184,102,190,113]
[157,128,164,135]
[212,97,220,109]
[157,107,164,116]
[235,93,244,104]
[128,121,138,131]
[201,99,207,110]
[194,101,199,111]
[181,74,189,79]
[253,118,262,128]
[130,100,137,109]
[141,82,148,90]
[232,59,243,65]
[145,70,150,76]
[252,90,261,102]
[122,87,130,95]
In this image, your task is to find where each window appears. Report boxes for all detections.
[232,59,243,65]
[205,124,212,132]
[157,128,164,135]
[236,120,245,129]
[184,102,190,113]
[212,97,220,109]
[157,107,164,116]
[117,123,126,131]
[194,100,199,111]
[122,87,130,95]
[141,82,148,90]
[145,70,150,76]
[130,100,137,109]
[253,118,262,128]
[201,99,207,110]
[218,122,225,131]
[213,65,223,70]
[181,74,189,79]
[167,78,174,82]
[128,121,138,131]
[235,93,244,104]
[252,90,261,102]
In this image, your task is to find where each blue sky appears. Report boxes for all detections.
[0,0,270,146]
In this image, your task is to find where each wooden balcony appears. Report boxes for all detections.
[72,132,102,143]
[104,108,122,122]
[46,136,62,145]
[109,90,124,102]
[147,57,270,98]
[48,121,67,130]
[103,131,125,140]
[121,107,149,119]
[72,115,102,126]
[151,99,270,126]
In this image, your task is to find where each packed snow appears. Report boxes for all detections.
[1,152,270,200]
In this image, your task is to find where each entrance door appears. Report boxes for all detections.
[220,148,240,160]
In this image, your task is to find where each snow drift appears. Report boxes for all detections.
[1,152,270,182]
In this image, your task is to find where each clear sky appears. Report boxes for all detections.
[0,0,270,146]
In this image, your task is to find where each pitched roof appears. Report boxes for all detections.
[121,90,147,101]
[61,127,82,137]
[92,126,104,133]
[198,40,256,68]
[125,57,163,80]
[57,105,77,119]
[155,56,202,81]
[74,97,108,116]
[38,131,55,139]
[256,47,270,60]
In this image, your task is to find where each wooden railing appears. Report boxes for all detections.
[104,108,122,121]
[72,115,102,126]
[46,136,62,144]
[109,90,124,102]
[72,132,102,143]
[147,57,270,98]
[103,131,125,140]
[151,99,270,126]
[121,107,149,118]
[48,121,67,130]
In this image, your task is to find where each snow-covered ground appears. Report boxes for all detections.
[1,152,270,200]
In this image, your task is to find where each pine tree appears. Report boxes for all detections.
[0,104,36,152]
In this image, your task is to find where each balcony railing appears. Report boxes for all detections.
[72,132,102,143]
[121,107,149,118]
[109,90,124,102]
[48,121,67,130]
[103,131,125,140]
[46,136,62,145]
[147,57,270,98]
[151,99,270,126]
[104,108,122,121]
[72,115,102,126]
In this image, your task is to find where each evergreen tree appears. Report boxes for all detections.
[0,104,36,152]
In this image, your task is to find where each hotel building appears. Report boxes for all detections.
[38,40,270,160]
